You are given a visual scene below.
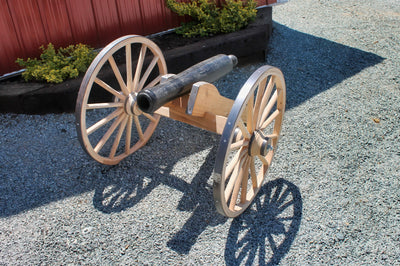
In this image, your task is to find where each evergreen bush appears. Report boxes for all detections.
[16,43,97,83]
[166,0,257,37]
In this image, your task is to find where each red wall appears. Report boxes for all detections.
[0,0,276,75]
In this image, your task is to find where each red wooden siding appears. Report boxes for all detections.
[66,0,99,45]
[0,0,276,75]
[37,0,74,47]
[116,0,145,36]
[92,0,122,41]
[140,0,169,34]
[0,0,21,74]
[7,0,47,60]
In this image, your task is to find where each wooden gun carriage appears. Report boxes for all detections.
[75,35,286,217]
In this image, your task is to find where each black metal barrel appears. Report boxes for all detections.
[136,54,237,114]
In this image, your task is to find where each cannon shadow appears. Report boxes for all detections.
[265,23,384,110]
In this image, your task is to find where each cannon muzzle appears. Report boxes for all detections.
[136,54,237,113]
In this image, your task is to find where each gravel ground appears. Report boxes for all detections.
[1,0,399,265]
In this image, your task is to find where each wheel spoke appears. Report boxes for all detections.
[258,76,275,125]
[94,113,126,153]
[240,158,251,204]
[224,148,247,200]
[86,102,124,110]
[144,75,162,89]
[246,94,254,133]
[109,115,128,158]
[225,148,244,178]
[133,115,144,140]
[257,154,270,166]
[87,108,123,135]
[126,44,133,92]
[108,55,129,95]
[266,133,279,139]
[132,44,147,92]
[260,109,280,129]
[229,157,249,210]
[224,156,242,200]
[250,157,257,189]
[259,90,278,126]
[143,112,157,123]
[238,119,251,139]
[138,56,159,91]
[230,139,248,150]
[253,77,267,128]
[256,157,270,187]
[125,116,133,154]
[94,78,125,100]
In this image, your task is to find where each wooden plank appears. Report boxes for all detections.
[187,82,234,118]
[155,96,227,135]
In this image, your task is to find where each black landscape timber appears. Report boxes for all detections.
[0,7,272,114]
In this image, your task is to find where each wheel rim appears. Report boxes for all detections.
[213,66,286,217]
[75,35,167,165]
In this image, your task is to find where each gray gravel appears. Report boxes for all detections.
[1,0,400,264]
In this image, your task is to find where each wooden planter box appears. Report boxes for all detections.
[0,7,272,114]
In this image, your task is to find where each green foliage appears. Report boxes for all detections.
[166,0,257,37]
[16,43,97,83]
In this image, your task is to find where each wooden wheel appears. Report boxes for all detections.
[75,35,167,165]
[213,66,286,217]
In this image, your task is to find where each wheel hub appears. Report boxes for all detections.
[125,94,142,116]
[248,130,273,157]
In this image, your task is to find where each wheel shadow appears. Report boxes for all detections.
[225,178,302,266]
[90,133,302,257]
[91,119,219,214]
[90,122,227,253]
[87,126,227,256]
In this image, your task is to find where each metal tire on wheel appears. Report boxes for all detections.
[213,65,286,217]
[75,35,167,165]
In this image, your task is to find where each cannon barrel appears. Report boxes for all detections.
[136,54,237,113]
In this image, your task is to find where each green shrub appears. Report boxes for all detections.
[16,43,97,83]
[166,0,257,37]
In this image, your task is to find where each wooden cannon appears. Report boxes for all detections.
[75,35,286,217]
